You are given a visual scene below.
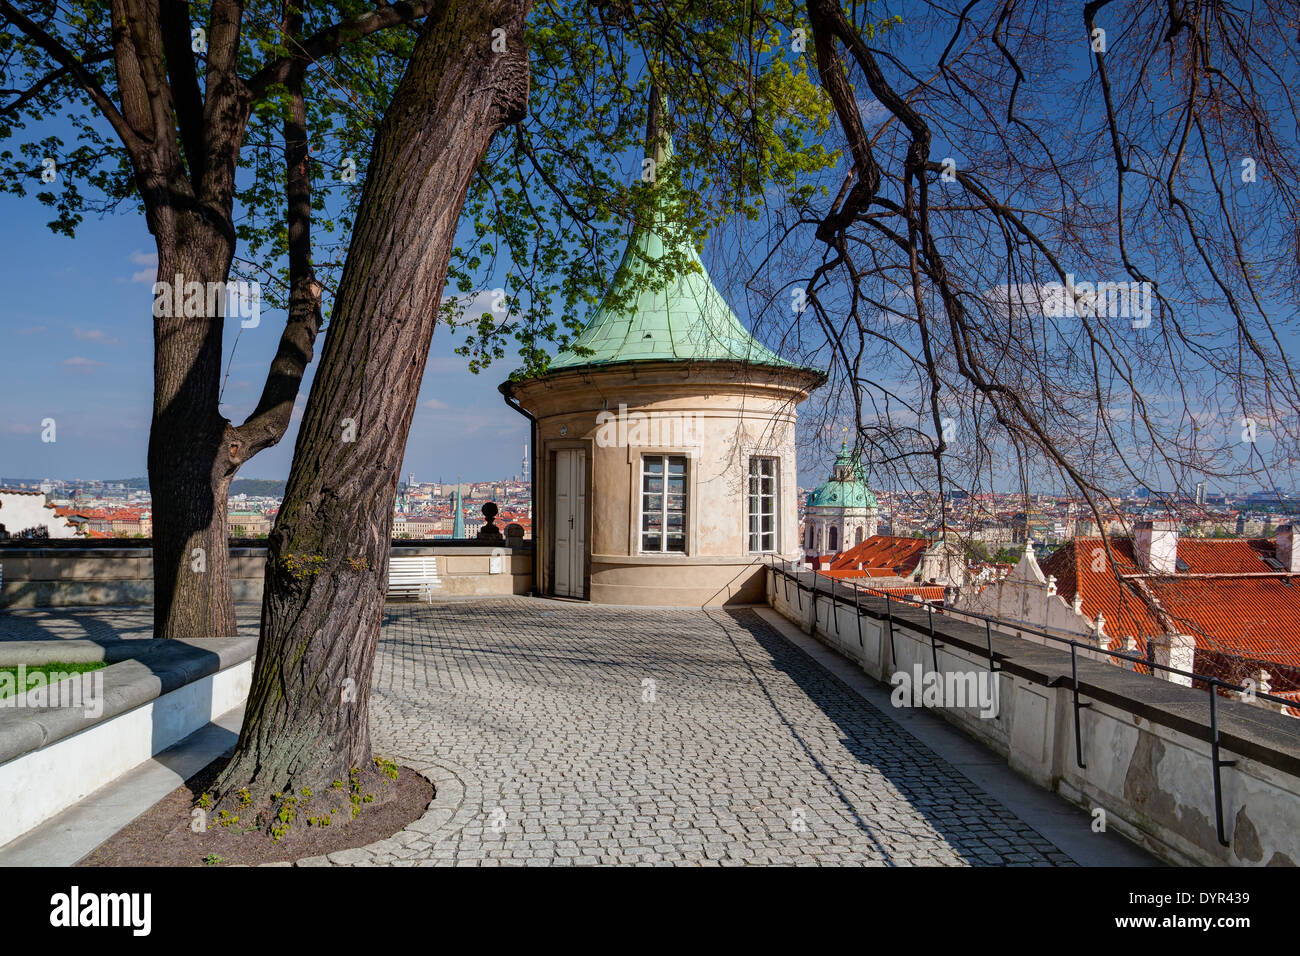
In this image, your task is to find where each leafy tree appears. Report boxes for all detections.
[0,0,435,637]
[173,0,837,808]
[1,0,832,649]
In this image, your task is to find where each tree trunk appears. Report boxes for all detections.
[213,0,532,804]
[148,220,240,639]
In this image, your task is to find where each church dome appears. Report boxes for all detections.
[807,439,878,509]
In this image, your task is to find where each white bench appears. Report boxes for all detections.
[387,556,441,601]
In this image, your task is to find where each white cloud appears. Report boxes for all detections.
[130,249,158,284]
[422,398,450,411]
[62,356,106,372]
[857,97,890,124]
[75,327,121,345]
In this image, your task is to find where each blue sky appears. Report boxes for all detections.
[0,188,530,483]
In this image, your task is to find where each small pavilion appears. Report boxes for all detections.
[500,104,825,605]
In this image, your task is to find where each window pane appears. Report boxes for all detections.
[747,457,778,552]
[641,455,688,553]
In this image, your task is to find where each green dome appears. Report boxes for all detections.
[807,439,878,509]
[807,481,877,509]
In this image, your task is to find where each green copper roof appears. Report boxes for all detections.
[807,438,878,509]
[451,483,465,538]
[807,481,877,509]
[547,114,801,372]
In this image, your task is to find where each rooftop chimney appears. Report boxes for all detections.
[1277,525,1300,573]
[1133,520,1178,574]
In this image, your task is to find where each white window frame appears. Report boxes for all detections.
[639,454,688,553]
[748,456,779,553]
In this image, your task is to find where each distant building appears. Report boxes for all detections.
[803,438,879,559]
[1011,509,1051,544]
[814,533,966,602]
[0,489,81,538]
[451,484,465,539]
[954,522,1300,713]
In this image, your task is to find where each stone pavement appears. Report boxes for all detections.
[363,599,1081,866]
[1,598,1151,866]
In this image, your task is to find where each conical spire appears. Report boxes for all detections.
[452,480,465,538]
[546,87,799,372]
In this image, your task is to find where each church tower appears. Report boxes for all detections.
[804,436,879,558]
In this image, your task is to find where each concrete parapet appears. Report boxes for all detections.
[767,566,1300,867]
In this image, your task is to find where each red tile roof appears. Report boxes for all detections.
[1040,537,1300,676]
[827,535,929,576]
[862,583,947,603]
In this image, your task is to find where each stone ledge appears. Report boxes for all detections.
[0,638,168,666]
[827,581,1300,775]
[0,636,255,766]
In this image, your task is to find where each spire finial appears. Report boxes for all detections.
[644,82,672,170]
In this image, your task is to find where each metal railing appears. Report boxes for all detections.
[765,554,1299,848]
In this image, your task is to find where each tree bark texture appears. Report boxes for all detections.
[214,0,532,802]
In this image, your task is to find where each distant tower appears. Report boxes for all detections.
[804,433,879,558]
[521,442,530,483]
[452,479,465,538]
[409,472,416,488]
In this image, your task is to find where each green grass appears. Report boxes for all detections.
[0,662,108,699]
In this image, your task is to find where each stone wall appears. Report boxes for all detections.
[767,566,1300,867]
[0,543,534,608]
[0,635,254,846]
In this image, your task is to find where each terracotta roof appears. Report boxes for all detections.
[827,535,929,576]
[863,583,947,603]
[1040,537,1300,673]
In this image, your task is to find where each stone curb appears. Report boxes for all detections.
[0,636,256,765]
[291,761,466,867]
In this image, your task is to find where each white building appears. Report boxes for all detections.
[803,438,879,558]
[0,489,80,538]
